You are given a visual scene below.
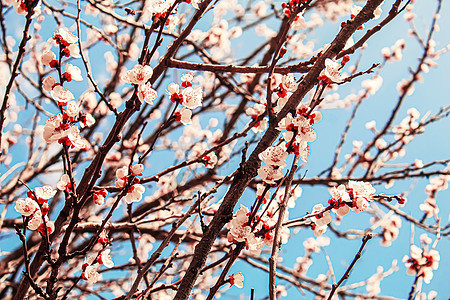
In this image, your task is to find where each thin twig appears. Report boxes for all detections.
[327,234,372,300]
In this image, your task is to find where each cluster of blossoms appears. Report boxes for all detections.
[167,72,203,125]
[226,204,289,256]
[93,188,108,206]
[245,102,268,133]
[226,183,298,255]
[362,108,427,176]
[420,172,449,219]
[403,235,440,284]
[122,64,158,105]
[43,102,93,149]
[318,57,348,84]
[41,28,81,77]
[281,0,308,18]
[257,145,288,184]
[246,73,299,133]
[310,181,376,237]
[145,0,199,20]
[81,249,114,284]
[364,260,399,297]
[376,214,402,247]
[115,164,145,204]
[41,28,92,150]
[15,186,56,235]
[258,104,322,184]
[382,39,406,61]
[392,108,424,144]
[193,20,242,60]
[294,236,330,276]
[173,118,225,171]
[226,205,263,255]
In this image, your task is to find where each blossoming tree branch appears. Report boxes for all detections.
[0,0,448,299]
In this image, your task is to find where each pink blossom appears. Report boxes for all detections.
[130,164,144,176]
[57,28,78,44]
[310,204,331,227]
[51,85,74,104]
[15,198,39,216]
[379,215,401,247]
[291,139,310,162]
[276,113,295,132]
[27,210,43,230]
[181,72,194,83]
[259,145,288,167]
[229,272,244,288]
[251,116,268,133]
[246,234,265,255]
[98,249,114,268]
[64,63,83,81]
[37,219,54,235]
[419,197,439,218]
[80,113,96,128]
[292,14,307,30]
[43,114,64,144]
[353,197,370,214]
[403,245,440,284]
[281,74,297,92]
[115,166,128,188]
[11,0,27,15]
[42,76,58,92]
[293,116,317,142]
[124,184,145,203]
[93,193,105,205]
[313,224,328,237]
[227,206,251,243]
[203,152,218,169]
[65,101,80,118]
[258,165,283,184]
[137,83,157,104]
[181,87,203,109]
[122,64,153,85]
[66,126,86,149]
[256,183,271,203]
[82,264,100,284]
[175,107,192,125]
[168,82,180,94]
[396,78,415,96]
[348,181,375,213]
[319,59,344,84]
[362,75,383,95]
[246,103,265,117]
[116,166,128,179]
[26,209,54,235]
[41,50,56,65]
[35,186,56,201]
[67,44,81,58]
[146,0,173,17]
[57,174,71,191]
[329,185,350,217]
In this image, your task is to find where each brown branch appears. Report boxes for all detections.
[327,234,372,300]
[167,58,311,74]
